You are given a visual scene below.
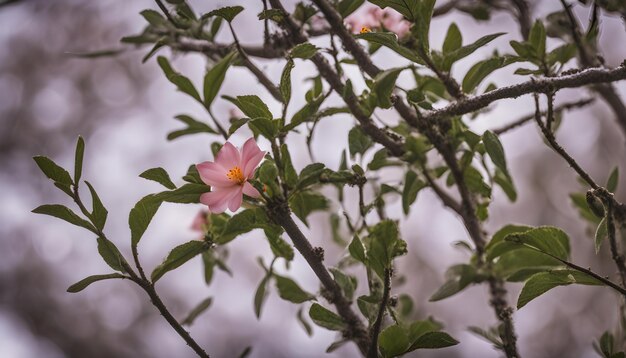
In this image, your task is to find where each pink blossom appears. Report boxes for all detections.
[191,210,208,233]
[345,4,411,38]
[196,138,265,213]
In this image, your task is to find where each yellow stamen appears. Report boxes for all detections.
[360,26,371,34]
[226,166,245,184]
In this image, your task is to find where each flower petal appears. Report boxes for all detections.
[200,188,238,214]
[241,138,262,164]
[243,151,265,178]
[196,161,233,188]
[228,186,244,212]
[215,142,241,169]
[242,182,261,198]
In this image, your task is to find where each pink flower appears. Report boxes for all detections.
[196,138,265,213]
[191,210,208,233]
[345,4,411,38]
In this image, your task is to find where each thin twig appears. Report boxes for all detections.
[368,268,391,358]
[533,93,599,189]
[606,199,626,288]
[71,185,210,358]
[493,98,594,135]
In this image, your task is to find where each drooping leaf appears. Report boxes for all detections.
[67,273,126,293]
[33,156,73,186]
[181,297,213,326]
[274,274,315,303]
[355,32,422,63]
[254,274,270,319]
[309,303,346,331]
[606,167,619,193]
[217,208,280,244]
[348,126,373,157]
[595,217,608,254]
[226,95,273,120]
[443,32,505,70]
[483,130,509,176]
[402,170,426,215]
[157,56,202,103]
[167,114,217,141]
[429,264,479,301]
[151,240,208,282]
[367,220,407,278]
[280,59,294,106]
[349,235,367,263]
[97,237,127,272]
[372,67,404,108]
[32,205,96,233]
[517,269,603,309]
[504,226,571,261]
[139,167,177,189]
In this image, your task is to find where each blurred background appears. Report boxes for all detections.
[0,0,625,357]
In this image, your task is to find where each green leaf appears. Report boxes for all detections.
[379,325,410,358]
[67,273,126,293]
[97,237,127,272]
[280,144,298,187]
[329,268,357,300]
[140,9,168,26]
[349,235,367,263]
[254,274,270,319]
[74,136,85,184]
[139,167,177,190]
[372,67,404,108]
[367,220,407,278]
[409,331,459,350]
[226,95,273,119]
[289,191,328,226]
[32,204,96,233]
[151,240,207,282]
[33,156,73,186]
[606,166,619,193]
[402,170,426,215]
[355,32,423,63]
[290,42,318,59]
[483,130,509,176]
[462,57,508,93]
[129,195,162,246]
[494,168,517,202]
[85,181,108,230]
[267,232,294,261]
[204,51,237,107]
[297,307,313,336]
[368,0,420,21]
[464,166,491,198]
[442,23,462,54]
[338,0,365,17]
[280,59,294,106]
[348,126,373,157]
[218,208,278,244]
[205,6,244,22]
[529,19,546,60]
[429,264,478,301]
[249,118,279,139]
[595,217,608,254]
[505,226,571,261]
[309,303,346,331]
[157,56,202,103]
[485,224,532,259]
[275,274,315,303]
[181,297,213,326]
[167,114,217,141]
[296,163,326,190]
[444,32,505,70]
[517,269,603,309]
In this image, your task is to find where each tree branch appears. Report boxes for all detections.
[423,65,626,123]
[266,201,370,355]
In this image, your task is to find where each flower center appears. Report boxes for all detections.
[226,166,245,184]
